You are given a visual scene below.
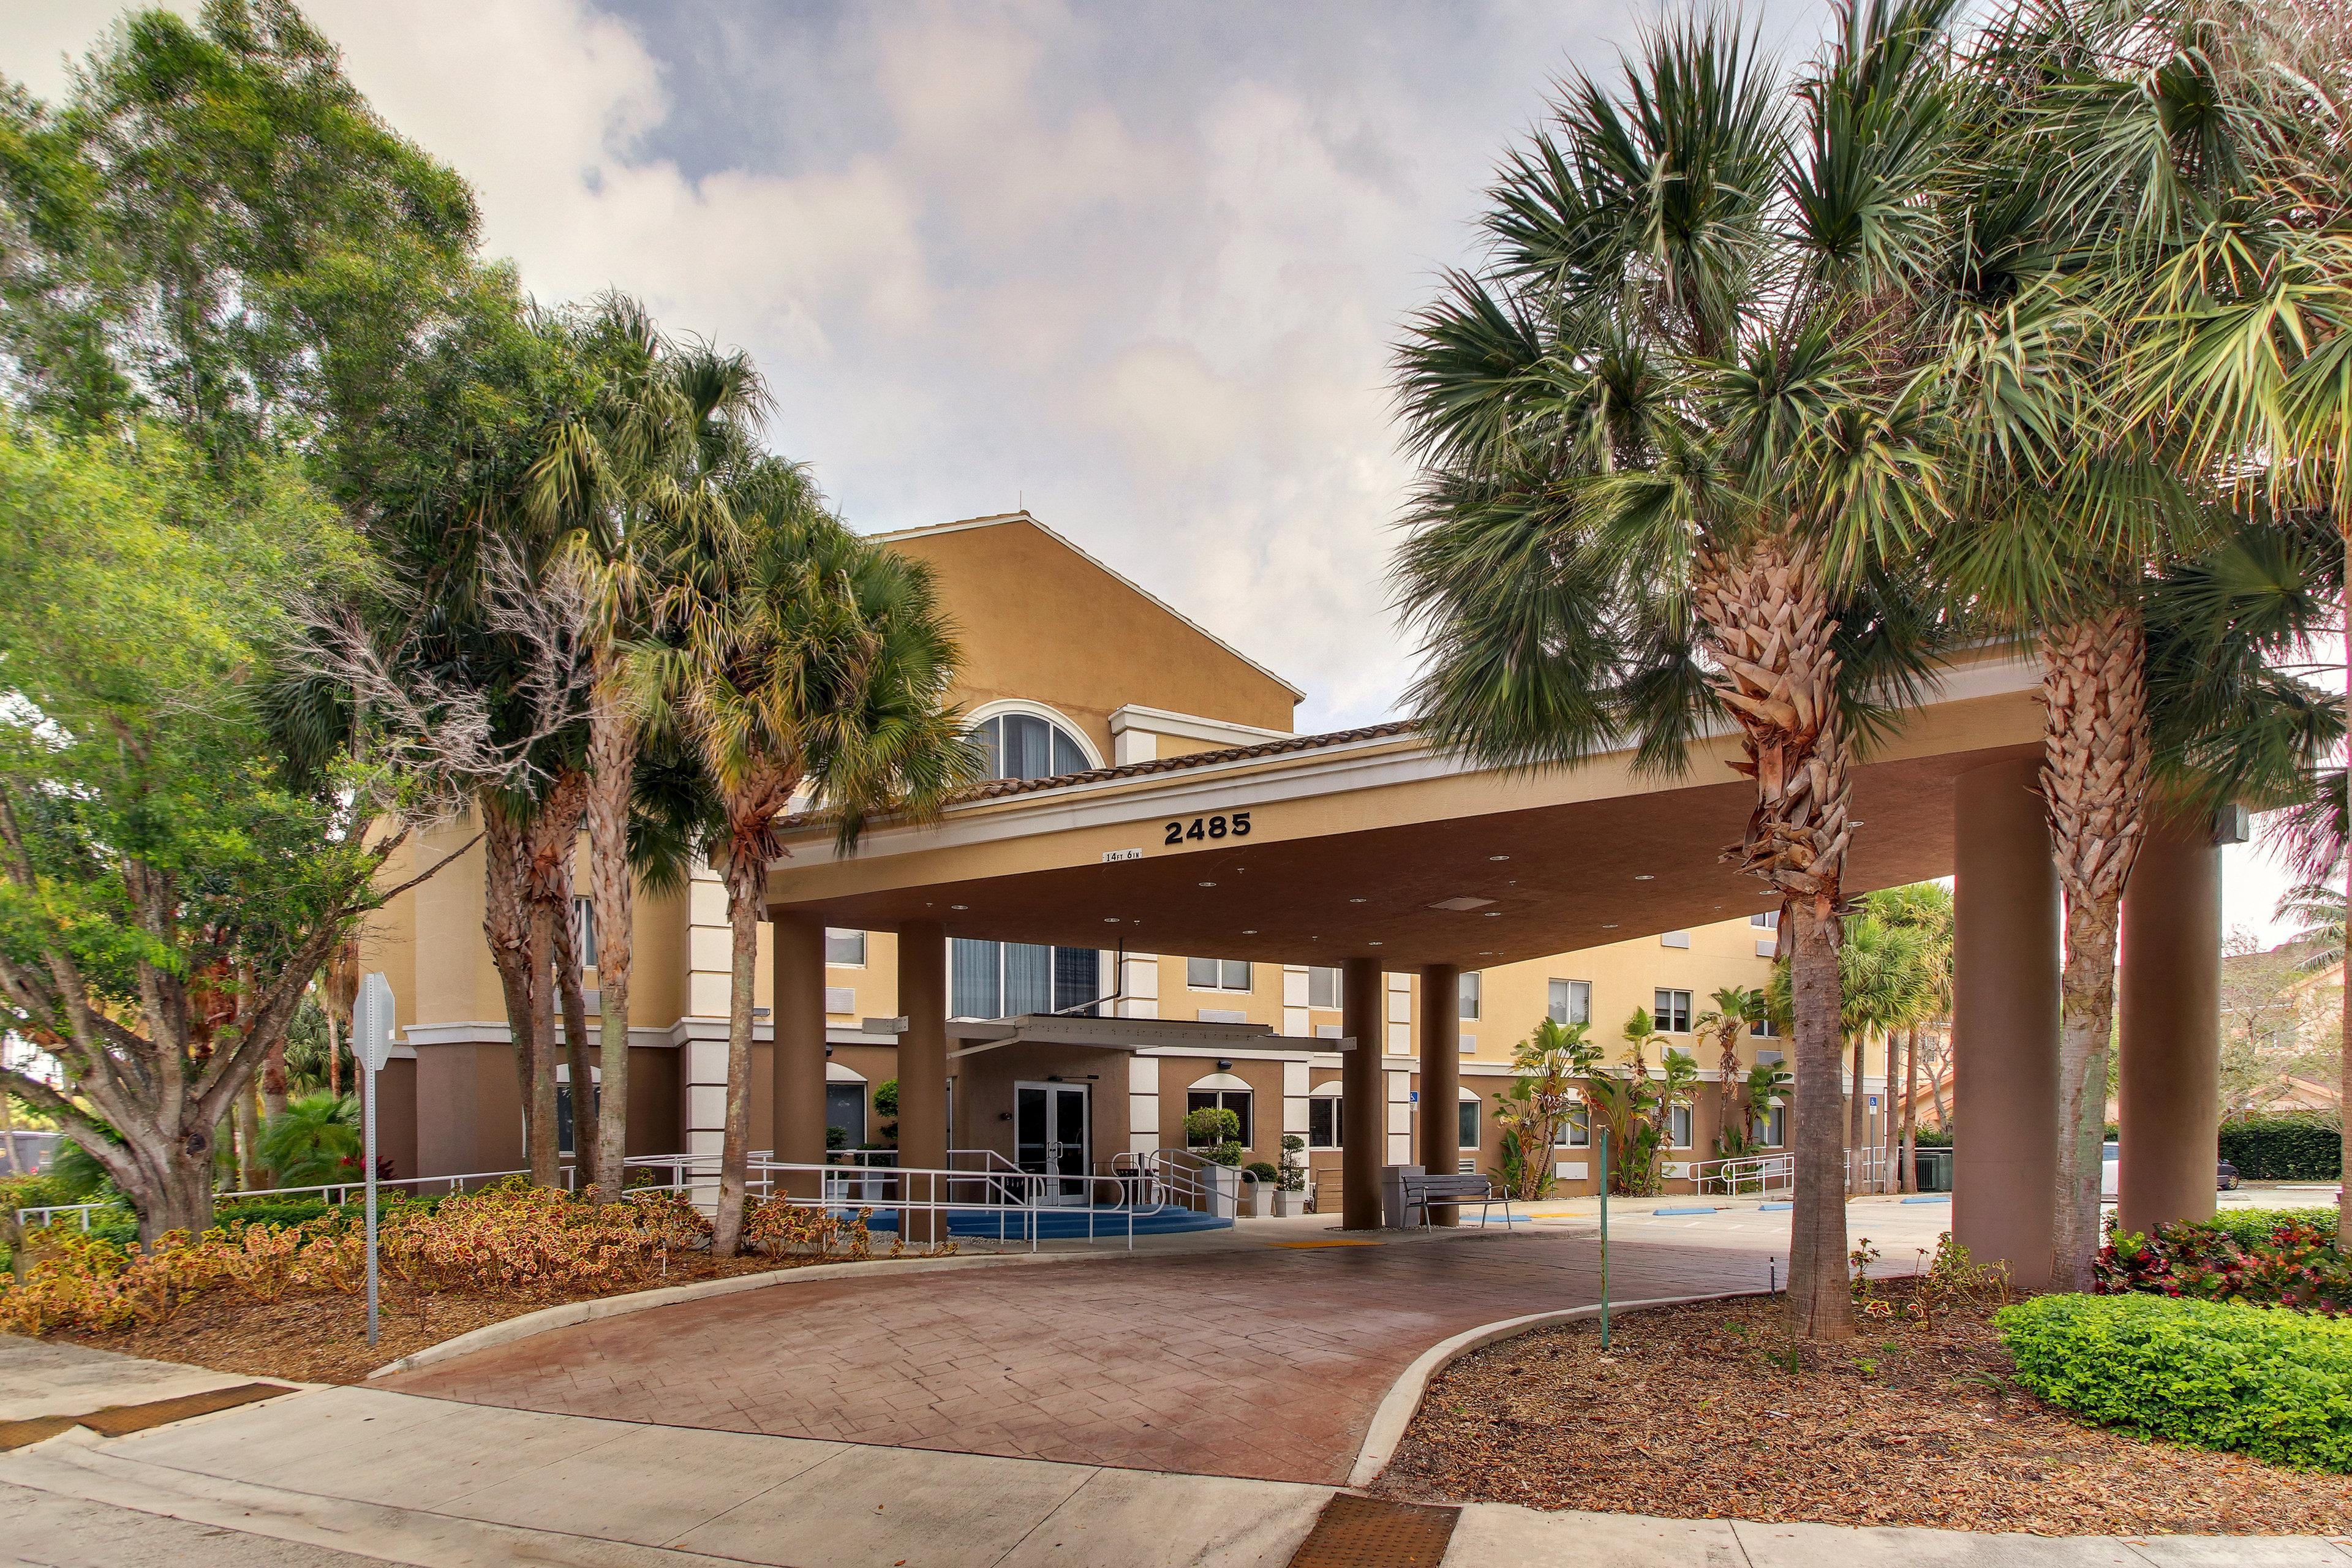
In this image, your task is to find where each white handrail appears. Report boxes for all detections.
[1690,1153,1795,1196]
[12,1164,575,1233]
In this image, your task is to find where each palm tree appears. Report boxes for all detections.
[1494,1016,1599,1200]
[1769,912,1935,1188]
[1859,882,1951,1191]
[638,463,977,1253]
[532,297,773,1200]
[2279,883,2348,973]
[1696,985,1766,1154]
[1393,1,1966,1338]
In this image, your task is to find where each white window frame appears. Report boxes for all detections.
[1654,988,1693,1033]
[1458,971,1481,1020]
[1186,957,1253,993]
[1307,966,1341,1009]
[1763,1105,1787,1147]
[1548,979,1591,1027]
[572,896,597,968]
[1556,1104,1589,1147]
[826,927,867,968]
[1667,1102,1694,1148]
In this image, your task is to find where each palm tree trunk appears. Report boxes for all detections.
[1694,532,1853,1341]
[1847,1035,1866,1191]
[552,884,596,1194]
[1789,900,1854,1339]
[481,799,539,1156]
[587,687,639,1204]
[525,895,562,1187]
[712,837,763,1256]
[2042,608,2150,1292]
[326,1007,341,1099]
[1895,1027,1916,1194]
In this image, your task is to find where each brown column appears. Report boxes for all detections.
[1952,755,2062,1291]
[1419,963,1461,1226]
[771,913,828,1200]
[897,921,949,1244]
[1340,957,1385,1229]
[2119,808,2222,1235]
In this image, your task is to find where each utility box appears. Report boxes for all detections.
[1912,1147,1954,1193]
[1381,1164,1423,1229]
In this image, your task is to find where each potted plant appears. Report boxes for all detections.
[1182,1106,1245,1217]
[1245,1160,1279,1215]
[1275,1134,1308,1216]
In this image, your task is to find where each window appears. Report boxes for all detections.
[1764,1105,1787,1147]
[1458,971,1481,1020]
[1668,1102,1694,1148]
[1751,910,1780,929]
[1307,966,1341,1008]
[1751,1014,1779,1038]
[1187,957,1251,992]
[1308,1096,1341,1148]
[1186,1089,1253,1147]
[825,1083,866,1147]
[972,710,1090,781]
[1653,989,1692,1033]
[1548,979,1590,1026]
[826,928,867,967]
[1660,930,1691,949]
[1556,1104,1589,1147]
[573,897,597,967]
[556,1079,598,1154]
[951,940,1101,1018]
[1458,1098,1479,1150]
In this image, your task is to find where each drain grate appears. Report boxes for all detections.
[1286,1494,1459,1568]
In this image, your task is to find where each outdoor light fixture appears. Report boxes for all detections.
[1368,940,1382,946]
[1105,916,1120,922]
[1600,922,1618,929]
[1199,881,1217,888]
[1634,874,1655,881]
[951,903,968,910]
[1488,854,1510,862]
[1349,897,1368,903]
[1216,1060,1233,1071]
[1242,929,1257,934]
[1483,911,1502,918]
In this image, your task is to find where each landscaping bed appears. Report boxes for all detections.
[34,1249,834,1384]
[1373,1279,2352,1535]
[3,1182,925,1385]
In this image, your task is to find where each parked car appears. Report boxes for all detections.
[2100,1142,2242,1197]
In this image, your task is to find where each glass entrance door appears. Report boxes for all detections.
[1014,1083,1090,1204]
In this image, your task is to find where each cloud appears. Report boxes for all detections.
[0,0,1815,734]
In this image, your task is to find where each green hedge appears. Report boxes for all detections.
[2196,1207,2339,1250]
[1997,1294,2352,1471]
[2218,1115,2342,1181]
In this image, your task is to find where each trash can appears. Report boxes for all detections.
[1381,1164,1423,1229]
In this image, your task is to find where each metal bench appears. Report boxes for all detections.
[1399,1170,1514,1229]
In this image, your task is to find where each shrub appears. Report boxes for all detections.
[254,1095,361,1188]
[1997,1294,2352,1471]
[1245,1161,1279,1185]
[2097,1212,2352,1313]
[741,1199,872,1260]
[2218,1115,2342,1180]
[1183,1106,1241,1147]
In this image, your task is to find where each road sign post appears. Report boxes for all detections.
[353,973,396,1347]
[1597,1125,1611,1352]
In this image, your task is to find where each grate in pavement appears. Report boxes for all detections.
[1286,1494,1459,1568]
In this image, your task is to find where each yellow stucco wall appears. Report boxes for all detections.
[881,517,1298,757]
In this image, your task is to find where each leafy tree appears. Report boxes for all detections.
[1394,1,1969,1338]
[1695,985,1766,1150]
[0,429,475,1241]
[1491,1016,1596,1199]
[1859,882,1951,1191]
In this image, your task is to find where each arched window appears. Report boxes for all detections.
[972,708,1093,781]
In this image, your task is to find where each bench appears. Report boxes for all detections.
[1399,1170,1514,1230]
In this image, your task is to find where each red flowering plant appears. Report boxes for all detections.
[2095,1213,2352,1316]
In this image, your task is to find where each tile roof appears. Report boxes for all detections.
[957,720,1420,803]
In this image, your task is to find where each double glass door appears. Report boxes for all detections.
[1015,1083,1090,1204]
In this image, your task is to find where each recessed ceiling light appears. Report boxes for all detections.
[1104,917,1120,923]
[1634,874,1656,881]
[1199,881,1218,888]
[1368,941,1382,946]
[1488,854,1510,862]
[1600,922,1618,929]
[950,903,968,910]
[1483,911,1502,918]
[1242,929,1257,934]
[1480,951,1494,956]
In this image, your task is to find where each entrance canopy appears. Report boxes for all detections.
[769,650,2043,967]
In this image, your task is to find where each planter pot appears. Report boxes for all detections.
[1272,1186,1306,1218]
[1199,1162,1242,1219]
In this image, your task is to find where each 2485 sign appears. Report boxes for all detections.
[1163,812,1251,845]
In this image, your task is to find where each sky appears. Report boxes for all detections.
[5,0,2328,944]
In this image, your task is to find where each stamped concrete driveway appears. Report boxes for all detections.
[382,1227,1784,1485]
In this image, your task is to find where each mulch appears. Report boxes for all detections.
[1373,1281,2352,1536]
[36,1251,847,1385]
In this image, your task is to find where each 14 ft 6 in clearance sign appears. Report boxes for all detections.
[1101,810,1254,862]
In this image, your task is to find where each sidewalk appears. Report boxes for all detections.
[2,1370,2347,1567]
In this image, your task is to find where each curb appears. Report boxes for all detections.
[368,1247,1087,1379]
[1345,1291,1757,1489]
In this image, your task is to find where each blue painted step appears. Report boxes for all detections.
[858,1205,1231,1238]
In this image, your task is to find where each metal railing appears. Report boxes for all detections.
[619,1153,1147,1250]
[1690,1153,1796,1196]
